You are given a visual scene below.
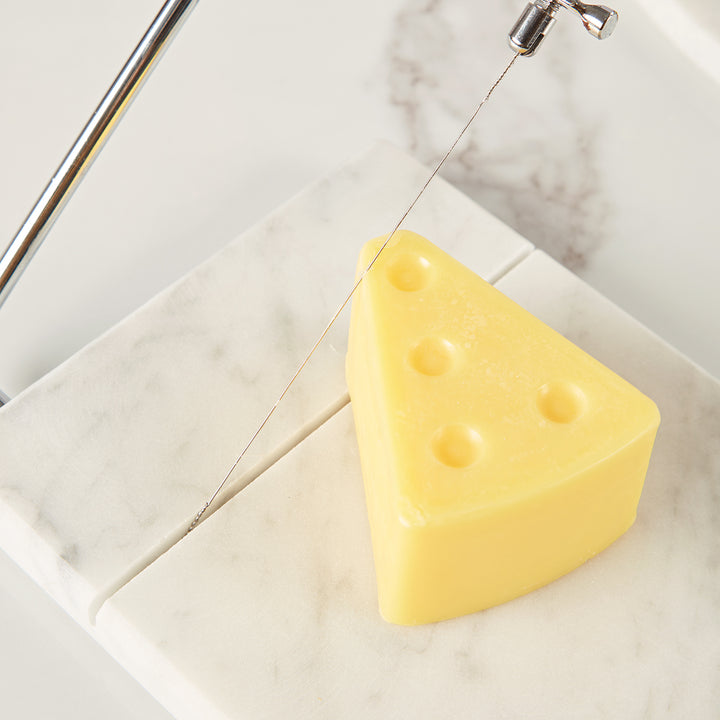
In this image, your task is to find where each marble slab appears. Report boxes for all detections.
[1,145,718,718]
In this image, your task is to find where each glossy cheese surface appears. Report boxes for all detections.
[346,231,660,625]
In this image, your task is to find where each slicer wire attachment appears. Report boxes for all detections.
[509,0,618,56]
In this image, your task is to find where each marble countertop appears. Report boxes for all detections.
[0,1,718,718]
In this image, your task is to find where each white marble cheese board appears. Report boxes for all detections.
[0,143,718,719]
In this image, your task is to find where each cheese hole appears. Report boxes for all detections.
[386,253,433,291]
[536,381,586,423]
[408,337,456,376]
[432,424,482,468]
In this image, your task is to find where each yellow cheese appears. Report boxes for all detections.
[346,231,660,625]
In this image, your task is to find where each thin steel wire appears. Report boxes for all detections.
[186,51,520,535]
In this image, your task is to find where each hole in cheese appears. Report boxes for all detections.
[386,252,433,291]
[407,337,456,376]
[536,381,587,423]
[431,424,483,468]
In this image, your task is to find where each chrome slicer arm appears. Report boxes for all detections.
[0,0,198,407]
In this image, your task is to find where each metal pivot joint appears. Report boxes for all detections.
[508,0,618,56]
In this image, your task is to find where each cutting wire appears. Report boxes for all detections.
[186,51,521,536]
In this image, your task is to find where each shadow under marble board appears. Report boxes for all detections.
[0,142,718,719]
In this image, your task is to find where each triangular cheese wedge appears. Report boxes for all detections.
[346,231,660,625]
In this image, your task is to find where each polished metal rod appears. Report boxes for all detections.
[0,0,198,407]
[0,0,199,311]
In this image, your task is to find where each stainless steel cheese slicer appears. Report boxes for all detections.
[0,0,617,411]
[0,0,620,620]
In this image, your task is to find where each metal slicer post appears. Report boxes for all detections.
[0,0,199,407]
[0,0,200,309]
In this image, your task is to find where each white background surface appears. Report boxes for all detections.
[1,0,718,717]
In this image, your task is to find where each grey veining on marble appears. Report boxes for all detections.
[387,0,614,270]
[0,142,529,621]
[384,0,720,378]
